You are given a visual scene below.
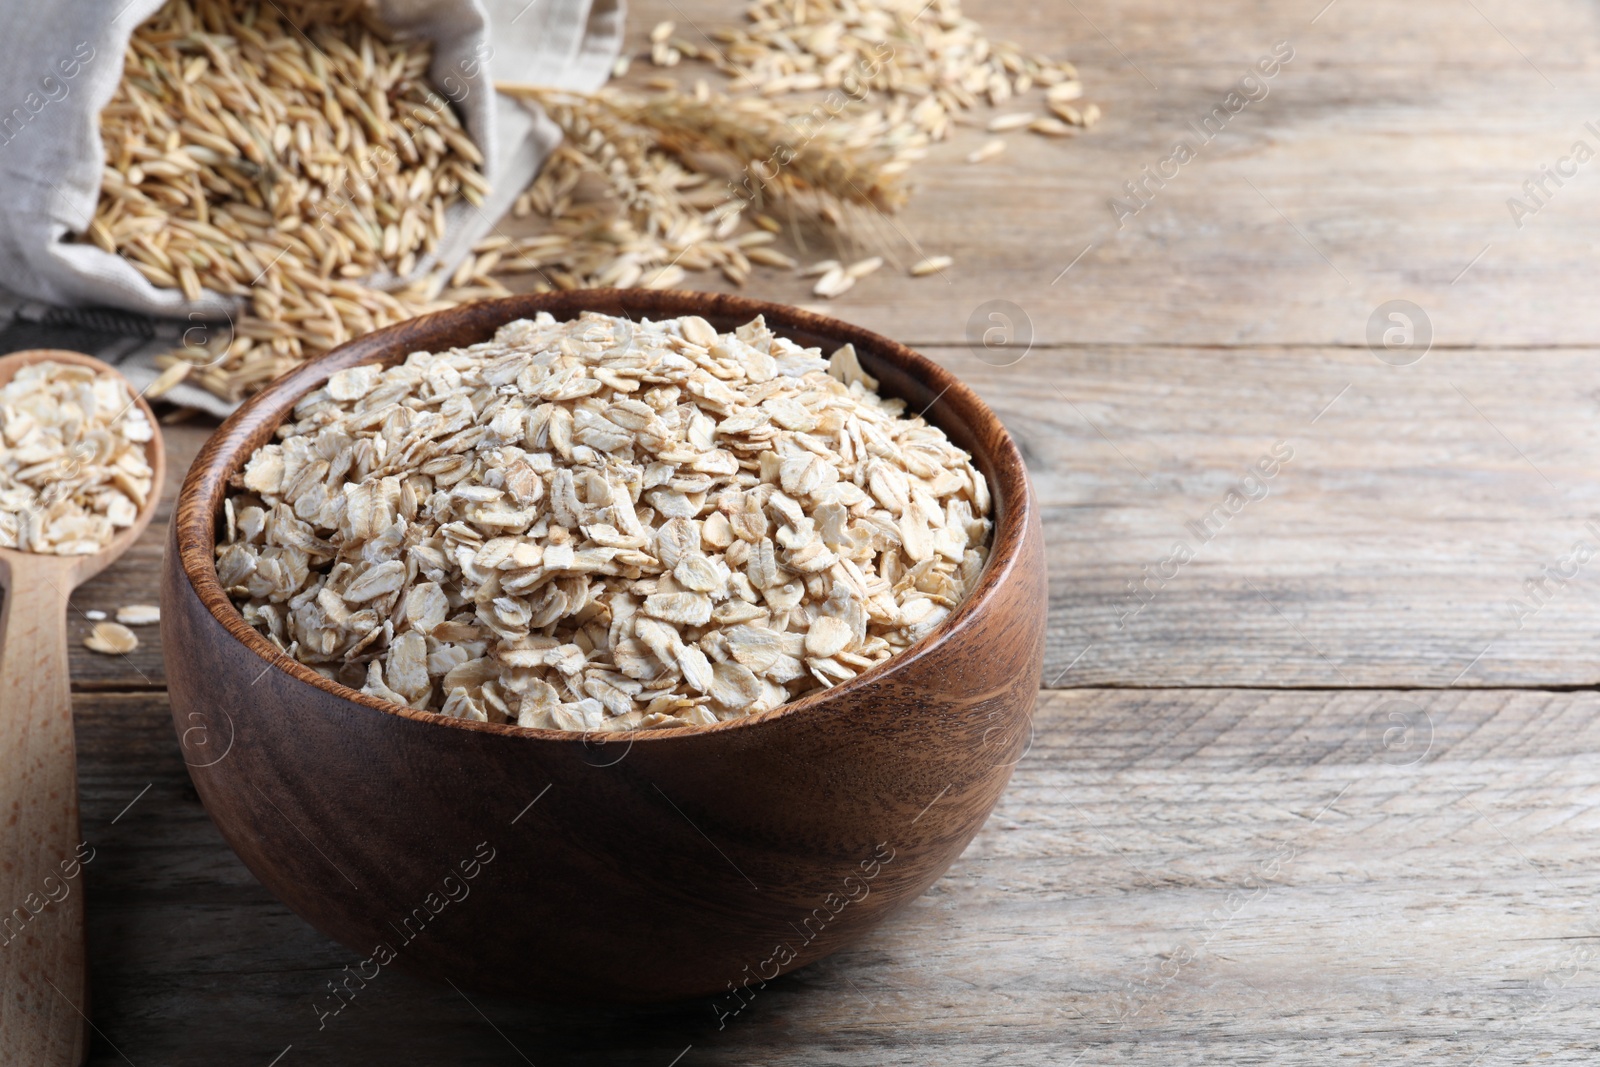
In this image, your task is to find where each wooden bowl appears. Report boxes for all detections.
[161,290,1045,1003]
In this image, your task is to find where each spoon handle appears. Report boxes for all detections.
[0,565,88,1066]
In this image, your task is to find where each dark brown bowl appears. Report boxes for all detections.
[161,290,1045,1003]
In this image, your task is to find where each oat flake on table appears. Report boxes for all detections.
[219,312,992,732]
[116,604,162,626]
[84,621,139,655]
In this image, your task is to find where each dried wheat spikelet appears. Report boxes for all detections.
[482,0,1091,300]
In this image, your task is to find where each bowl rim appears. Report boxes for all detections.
[172,289,1035,742]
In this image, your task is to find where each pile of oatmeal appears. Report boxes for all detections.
[219,313,991,731]
[0,361,156,555]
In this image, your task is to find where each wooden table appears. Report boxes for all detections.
[42,0,1600,1061]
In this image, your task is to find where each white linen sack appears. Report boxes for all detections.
[0,0,622,410]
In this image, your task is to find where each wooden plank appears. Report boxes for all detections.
[73,688,1600,1065]
[935,343,1600,688]
[592,0,1600,347]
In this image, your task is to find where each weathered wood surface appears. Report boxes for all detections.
[945,344,1600,689]
[602,0,1600,347]
[74,689,1600,1065]
[3,0,1598,1060]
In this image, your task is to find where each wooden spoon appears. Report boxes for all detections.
[0,350,165,1066]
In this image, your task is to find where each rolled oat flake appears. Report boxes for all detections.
[220,313,992,732]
